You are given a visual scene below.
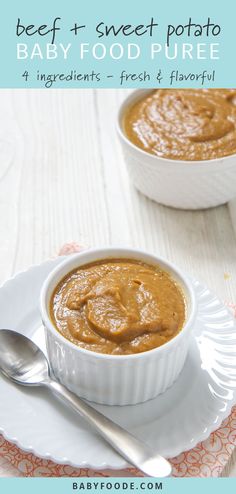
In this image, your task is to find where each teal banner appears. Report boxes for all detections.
[0,0,235,88]
[0,478,235,493]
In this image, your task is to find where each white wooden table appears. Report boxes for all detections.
[0,89,236,476]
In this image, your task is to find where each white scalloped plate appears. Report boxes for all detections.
[0,258,236,470]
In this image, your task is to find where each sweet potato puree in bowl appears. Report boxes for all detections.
[40,248,196,405]
[117,89,236,209]
[50,258,185,355]
[123,89,236,161]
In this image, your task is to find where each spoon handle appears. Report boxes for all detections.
[45,379,171,477]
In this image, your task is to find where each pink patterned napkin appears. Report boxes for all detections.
[0,243,235,478]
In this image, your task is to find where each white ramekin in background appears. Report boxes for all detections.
[117,90,236,210]
[40,248,196,406]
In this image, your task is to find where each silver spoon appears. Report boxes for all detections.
[0,329,171,477]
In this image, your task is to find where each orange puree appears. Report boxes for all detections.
[124,89,236,161]
[50,259,185,355]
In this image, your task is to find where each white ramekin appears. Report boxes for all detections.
[40,248,196,405]
[117,90,236,210]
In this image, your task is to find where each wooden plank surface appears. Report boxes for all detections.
[0,88,235,476]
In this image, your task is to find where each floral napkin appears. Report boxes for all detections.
[0,243,235,478]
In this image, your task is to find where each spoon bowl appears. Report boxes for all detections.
[0,330,49,385]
